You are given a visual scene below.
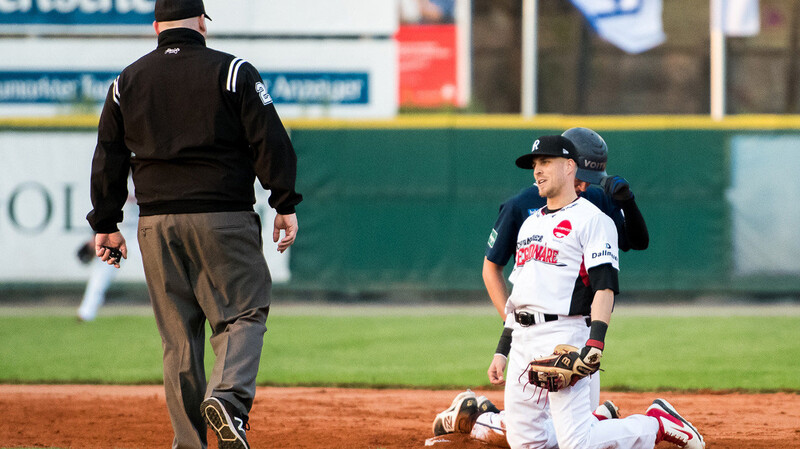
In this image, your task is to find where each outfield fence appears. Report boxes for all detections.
[2,115,800,295]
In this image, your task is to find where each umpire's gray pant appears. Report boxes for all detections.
[138,211,271,449]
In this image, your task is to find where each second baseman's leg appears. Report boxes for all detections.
[548,342,659,449]
[550,378,658,449]
[589,371,600,410]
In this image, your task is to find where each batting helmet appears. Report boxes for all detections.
[562,127,607,185]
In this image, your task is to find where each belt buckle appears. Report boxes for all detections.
[516,311,534,326]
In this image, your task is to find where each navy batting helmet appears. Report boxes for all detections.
[562,127,607,185]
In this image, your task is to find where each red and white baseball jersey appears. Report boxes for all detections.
[506,197,619,317]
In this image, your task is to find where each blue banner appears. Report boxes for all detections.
[0,70,369,105]
[0,0,154,25]
[261,72,369,105]
[0,71,117,103]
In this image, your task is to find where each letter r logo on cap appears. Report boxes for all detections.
[532,140,540,151]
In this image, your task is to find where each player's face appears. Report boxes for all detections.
[532,156,570,198]
[574,179,590,193]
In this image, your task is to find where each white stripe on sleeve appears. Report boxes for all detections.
[112,76,120,105]
[226,58,245,92]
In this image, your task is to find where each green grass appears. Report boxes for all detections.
[1,308,798,391]
[601,316,800,390]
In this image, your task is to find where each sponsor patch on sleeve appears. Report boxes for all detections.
[488,229,498,248]
[590,242,619,265]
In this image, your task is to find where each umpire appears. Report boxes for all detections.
[86,1,302,448]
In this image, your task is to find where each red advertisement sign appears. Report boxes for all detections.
[396,24,461,108]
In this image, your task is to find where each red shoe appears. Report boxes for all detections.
[593,400,620,421]
[646,399,705,449]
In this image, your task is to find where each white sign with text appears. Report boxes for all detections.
[0,131,291,283]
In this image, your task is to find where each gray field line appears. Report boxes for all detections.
[1,302,799,317]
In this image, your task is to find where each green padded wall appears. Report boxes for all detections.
[287,127,735,292]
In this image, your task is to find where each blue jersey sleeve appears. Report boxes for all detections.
[581,186,630,251]
[485,186,545,266]
[485,201,520,266]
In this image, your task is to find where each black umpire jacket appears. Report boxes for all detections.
[87,28,302,234]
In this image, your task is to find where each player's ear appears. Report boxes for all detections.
[198,15,207,35]
[153,21,160,35]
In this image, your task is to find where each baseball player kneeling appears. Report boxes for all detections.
[485,135,704,449]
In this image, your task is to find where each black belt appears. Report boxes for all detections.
[514,311,591,327]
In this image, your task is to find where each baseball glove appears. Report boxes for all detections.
[527,344,601,392]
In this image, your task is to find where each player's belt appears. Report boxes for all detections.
[514,312,591,327]
[514,311,558,326]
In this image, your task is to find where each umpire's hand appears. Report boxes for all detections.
[94,231,127,269]
[274,213,298,253]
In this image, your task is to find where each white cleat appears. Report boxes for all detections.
[646,398,705,449]
[432,390,479,436]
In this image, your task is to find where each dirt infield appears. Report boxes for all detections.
[0,385,798,448]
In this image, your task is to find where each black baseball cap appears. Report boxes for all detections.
[515,135,578,169]
[154,0,212,22]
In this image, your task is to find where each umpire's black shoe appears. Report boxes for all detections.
[201,397,250,449]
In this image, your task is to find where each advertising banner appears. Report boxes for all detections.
[0,0,396,36]
[0,38,396,118]
[396,0,468,108]
[0,131,290,283]
[396,24,460,108]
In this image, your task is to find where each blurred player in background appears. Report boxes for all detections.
[86,1,302,448]
[399,0,456,23]
[77,178,137,322]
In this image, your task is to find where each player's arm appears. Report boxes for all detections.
[488,326,512,385]
[483,200,521,319]
[590,287,614,325]
[601,175,649,250]
[581,205,621,363]
[483,258,509,318]
[619,198,649,250]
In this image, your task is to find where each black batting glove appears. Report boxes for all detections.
[600,175,634,202]
[580,342,603,368]
[581,320,608,369]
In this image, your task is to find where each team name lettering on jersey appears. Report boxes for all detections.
[516,242,565,267]
[517,234,543,249]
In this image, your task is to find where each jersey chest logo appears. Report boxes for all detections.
[515,242,566,267]
[553,220,572,238]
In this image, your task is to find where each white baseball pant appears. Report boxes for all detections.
[504,316,659,449]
